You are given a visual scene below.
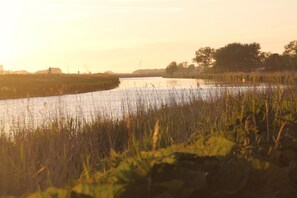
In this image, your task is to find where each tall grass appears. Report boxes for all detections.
[166,71,297,85]
[0,84,296,196]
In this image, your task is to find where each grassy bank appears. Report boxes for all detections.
[164,71,297,85]
[196,72,297,84]
[0,74,120,100]
[115,73,163,78]
[0,85,297,197]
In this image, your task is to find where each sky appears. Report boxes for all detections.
[0,0,296,73]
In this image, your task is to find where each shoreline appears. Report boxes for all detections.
[0,74,120,100]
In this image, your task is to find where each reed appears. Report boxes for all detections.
[0,84,296,196]
[165,71,297,85]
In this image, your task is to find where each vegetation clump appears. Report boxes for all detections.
[29,135,297,198]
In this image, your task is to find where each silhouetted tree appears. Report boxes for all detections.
[283,40,297,56]
[264,53,284,71]
[213,43,262,72]
[187,64,195,72]
[165,61,178,75]
[193,47,216,67]
[283,41,297,71]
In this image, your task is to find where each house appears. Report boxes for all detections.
[35,67,62,74]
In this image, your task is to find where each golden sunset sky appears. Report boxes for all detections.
[0,0,296,73]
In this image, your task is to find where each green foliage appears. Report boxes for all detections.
[27,136,297,198]
[179,136,236,157]
[28,188,68,198]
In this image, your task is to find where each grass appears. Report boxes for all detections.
[30,136,297,197]
[0,74,120,100]
[0,81,296,197]
[164,71,297,85]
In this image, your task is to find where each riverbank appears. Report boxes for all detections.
[115,73,163,78]
[163,71,297,84]
[0,74,120,100]
[0,83,296,196]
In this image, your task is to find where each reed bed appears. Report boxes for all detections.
[166,71,297,85]
[0,74,120,99]
[0,84,296,196]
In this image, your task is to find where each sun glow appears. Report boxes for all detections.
[0,2,19,62]
[0,0,296,73]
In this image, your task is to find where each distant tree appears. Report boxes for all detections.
[165,61,178,75]
[283,41,297,71]
[264,53,283,71]
[213,43,262,72]
[259,52,271,64]
[176,62,188,71]
[283,40,297,56]
[193,47,216,67]
[187,64,195,72]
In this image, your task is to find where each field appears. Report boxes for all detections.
[0,76,296,197]
[0,74,120,100]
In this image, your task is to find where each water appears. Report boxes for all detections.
[0,77,255,132]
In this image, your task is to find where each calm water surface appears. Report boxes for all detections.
[0,77,255,132]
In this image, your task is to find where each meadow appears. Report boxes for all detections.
[0,74,120,99]
[0,76,296,197]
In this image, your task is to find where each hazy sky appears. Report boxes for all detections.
[0,0,296,73]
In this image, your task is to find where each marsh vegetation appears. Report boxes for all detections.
[0,74,120,100]
[0,77,296,197]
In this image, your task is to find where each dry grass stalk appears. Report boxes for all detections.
[274,122,287,149]
[152,120,160,152]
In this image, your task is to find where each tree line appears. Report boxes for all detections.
[165,40,297,75]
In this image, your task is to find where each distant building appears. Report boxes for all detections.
[35,67,62,74]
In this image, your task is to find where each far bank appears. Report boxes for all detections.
[0,74,120,100]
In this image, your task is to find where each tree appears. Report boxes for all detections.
[177,62,188,69]
[283,40,297,56]
[264,53,283,71]
[213,43,262,72]
[193,47,216,67]
[165,61,178,75]
[187,64,195,72]
[283,41,297,71]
